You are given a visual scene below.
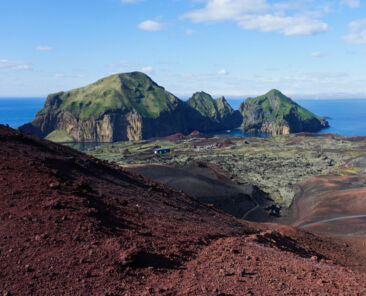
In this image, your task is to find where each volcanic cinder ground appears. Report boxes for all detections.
[2,126,366,295]
[89,132,366,231]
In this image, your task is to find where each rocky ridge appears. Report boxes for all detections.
[187,91,242,131]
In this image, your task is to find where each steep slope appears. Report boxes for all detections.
[1,125,366,295]
[187,91,242,130]
[239,89,329,135]
[19,72,191,142]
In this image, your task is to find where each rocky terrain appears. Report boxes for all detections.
[19,72,329,143]
[239,89,329,135]
[90,133,358,210]
[3,125,366,295]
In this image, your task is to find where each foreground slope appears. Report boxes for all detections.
[239,89,329,135]
[1,125,366,295]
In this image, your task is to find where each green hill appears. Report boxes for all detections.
[38,72,180,120]
[239,89,329,135]
[20,72,189,142]
[187,92,242,130]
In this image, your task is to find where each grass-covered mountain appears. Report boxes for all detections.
[19,72,243,143]
[20,72,195,142]
[239,89,329,135]
[19,73,329,142]
[187,92,242,131]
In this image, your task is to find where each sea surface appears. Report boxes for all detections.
[0,98,45,128]
[1,97,366,137]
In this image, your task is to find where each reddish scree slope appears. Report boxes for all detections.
[1,125,366,296]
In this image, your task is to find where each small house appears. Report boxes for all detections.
[154,147,171,155]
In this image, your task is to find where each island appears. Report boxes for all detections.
[239,89,329,136]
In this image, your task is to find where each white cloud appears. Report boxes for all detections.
[217,69,228,75]
[12,64,32,70]
[36,45,53,51]
[182,0,269,23]
[340,0,360,8]
[138,20,163,32]
[185,29,195,35]
[182,0,329,36]
[311,52,325,57]
[55,73,65,77]
[238,15,328,36]
[0,59,32,71]
[349,18,366,31]
[342,18,366,44]
[141,66,153,73]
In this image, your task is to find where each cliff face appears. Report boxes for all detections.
[239,90,329,136]
[19,72,192,142]
[187,92,242,131]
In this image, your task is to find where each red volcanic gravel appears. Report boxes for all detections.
[1,125,366,295]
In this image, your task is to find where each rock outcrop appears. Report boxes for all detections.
[239,89,329,136]
[187,91,242,131]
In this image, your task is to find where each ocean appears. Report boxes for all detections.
[1,97,366,137]
[0,98,45,129]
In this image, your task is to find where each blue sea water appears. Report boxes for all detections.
[295,99,366,137]
[1,97,366,137]
[0,98,45,128]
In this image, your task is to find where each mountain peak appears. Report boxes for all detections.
[266,89,283,96]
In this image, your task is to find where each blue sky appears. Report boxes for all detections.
[1,0,366,99]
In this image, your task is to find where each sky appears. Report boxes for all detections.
[1,0,366,99]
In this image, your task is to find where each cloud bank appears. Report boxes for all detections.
[182,0,329,36]
[342,18,366,44]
